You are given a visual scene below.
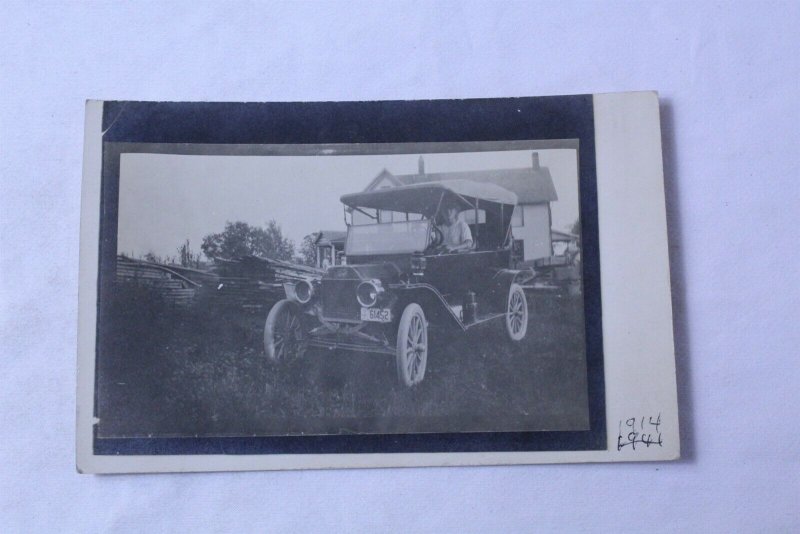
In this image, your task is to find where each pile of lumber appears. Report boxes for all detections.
[116,256,200,307]
[202,255,322,314]
[200,278,283,314]
[115,254,322,314]
[211,255,322,282]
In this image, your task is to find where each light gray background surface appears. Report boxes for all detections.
[1,1,798,531]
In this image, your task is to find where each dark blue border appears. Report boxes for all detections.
[94,96,606,455]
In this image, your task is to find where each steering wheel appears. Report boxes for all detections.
[429,225,444,248]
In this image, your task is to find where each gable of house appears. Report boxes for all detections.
[362,168,403,192]
[366,167,558,205]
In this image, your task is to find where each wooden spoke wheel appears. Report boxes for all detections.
[264,300,306,365]
[504,283,528,341]
[395,303,428,387]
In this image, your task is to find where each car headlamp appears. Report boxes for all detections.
[295,280,314,304]
[356,279,384,307]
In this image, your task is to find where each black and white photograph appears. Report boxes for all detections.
[102,143,588,439]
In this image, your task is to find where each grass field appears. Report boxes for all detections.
[96,284,590,438]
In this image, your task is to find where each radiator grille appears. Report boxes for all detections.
[321,279,360,320]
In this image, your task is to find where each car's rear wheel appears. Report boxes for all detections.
[395,303,428,387]
[503,283,528,341]
[264,299,306,365]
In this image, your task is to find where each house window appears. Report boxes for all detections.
[511,206,524,227]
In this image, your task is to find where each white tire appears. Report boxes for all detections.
[395,303,428,386]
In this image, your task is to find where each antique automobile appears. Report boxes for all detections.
[264,179,534,386]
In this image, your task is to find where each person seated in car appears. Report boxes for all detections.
[439,206,474,252]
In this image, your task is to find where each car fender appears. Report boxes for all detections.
[485,268,533,312]
[389,283,465,332]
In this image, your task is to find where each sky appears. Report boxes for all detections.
[117,148,579,260]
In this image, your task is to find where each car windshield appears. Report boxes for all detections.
[345,220,430,256]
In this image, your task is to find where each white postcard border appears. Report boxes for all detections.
[77,92,679,473]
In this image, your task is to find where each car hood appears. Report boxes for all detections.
[324,263,401,283]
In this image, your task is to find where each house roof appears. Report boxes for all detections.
[551,229,579,242]
[362,168,403,191]
[313,230,347,246]
[380,166,558,204]
[341,179,517,217]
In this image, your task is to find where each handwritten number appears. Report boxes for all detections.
[649,413,662,433]
[617,414,663,451]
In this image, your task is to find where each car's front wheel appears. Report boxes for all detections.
[395,303,428,387]
[264,299,307,365]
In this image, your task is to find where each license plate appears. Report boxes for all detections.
[361,307,392,323]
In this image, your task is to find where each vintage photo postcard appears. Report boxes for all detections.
[77,92,679,473]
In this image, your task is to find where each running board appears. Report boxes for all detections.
[463,312,505,329]
[307,339,395,355]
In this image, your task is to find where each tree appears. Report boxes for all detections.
[298,233,317,266]
[141,251,176,264]
[201,220,295,261]
[142,251,163,264]
[177,239,201,268]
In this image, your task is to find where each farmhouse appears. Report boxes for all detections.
[312,230,347,268]
[355,152,558,262]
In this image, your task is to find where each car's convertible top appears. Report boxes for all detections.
[340,179,517,218]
